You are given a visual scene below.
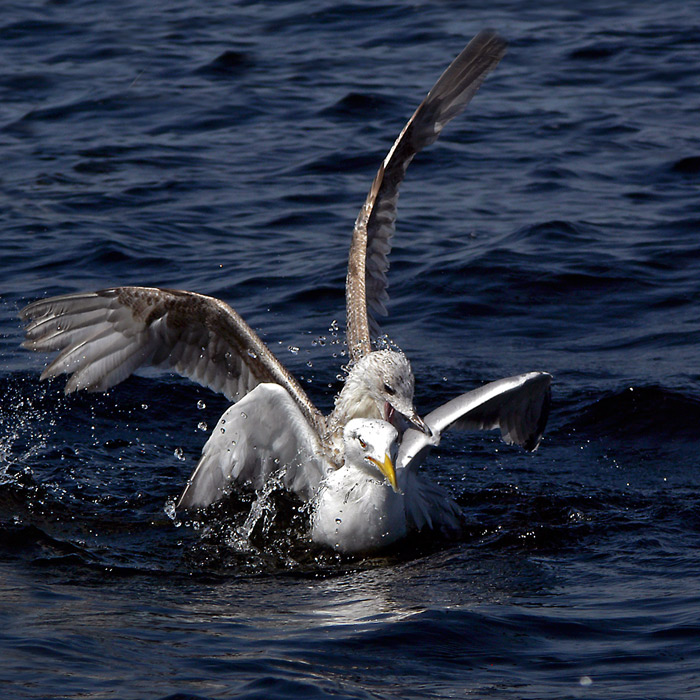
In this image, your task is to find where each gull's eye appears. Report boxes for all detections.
[358,438,367,449]
[383,383,395,396]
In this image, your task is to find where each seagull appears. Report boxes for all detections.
[317,373,554,553]
[19,30,552,553]
[176,372,550,554]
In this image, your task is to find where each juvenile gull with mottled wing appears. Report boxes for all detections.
[20,31,551,553]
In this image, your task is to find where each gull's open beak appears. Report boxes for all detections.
[407,411,432,437]
[386,401,432,438]
[368,453,399,493]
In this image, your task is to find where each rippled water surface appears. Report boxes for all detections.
[2,1,700,698]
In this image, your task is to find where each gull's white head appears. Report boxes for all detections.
[343,418,400,492]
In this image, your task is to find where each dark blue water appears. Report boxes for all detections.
[2,1,700,698]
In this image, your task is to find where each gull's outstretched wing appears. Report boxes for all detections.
[398,372,552,472]
[20,287,322,431]
[346,30,507,361]
[177,383,329,509]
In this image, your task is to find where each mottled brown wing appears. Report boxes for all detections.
[20,287,323,431]
[346,30,507,361]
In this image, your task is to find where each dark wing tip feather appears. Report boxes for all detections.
[410,30,507,148]
[522,384,552,452]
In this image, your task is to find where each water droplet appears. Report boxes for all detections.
[335,518,342,524]
[141,403,149,410]
[247,349,257,359]
[173,447,185,461]
[240,412,247,419]
[220,428,226,434]
[288,345,299,355]
[197,421,208,432]
[197,400,206,410]
[163,500,177,521]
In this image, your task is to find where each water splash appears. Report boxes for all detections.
[375,334,402,352]
[163,496,180,526]
[226,466,288,552]
[0,377,55,485]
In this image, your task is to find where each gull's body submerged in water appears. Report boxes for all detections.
[20,30,551,554]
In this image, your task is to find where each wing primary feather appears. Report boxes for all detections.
[20,287,324,433]
[398,372,551,472]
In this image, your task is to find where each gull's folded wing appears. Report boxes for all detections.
[20,287,322,431]
[398,372,552,471]
[346,30,507,360]
[177,383,329,509]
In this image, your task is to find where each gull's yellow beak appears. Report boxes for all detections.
[368,453,399,493]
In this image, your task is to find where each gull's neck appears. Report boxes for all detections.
[325,356,384,463]
[331,368,383,423]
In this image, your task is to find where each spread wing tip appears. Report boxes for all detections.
[521,382,552,452]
